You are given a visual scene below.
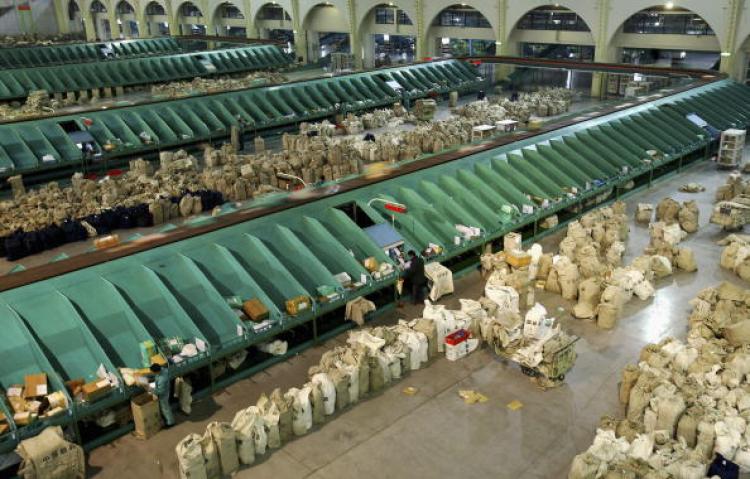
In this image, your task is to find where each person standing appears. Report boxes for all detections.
[150,364,175,427]
[403,250,427,305]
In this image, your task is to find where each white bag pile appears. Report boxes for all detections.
[570,281,750,478]
[176,315,446,478]
[719,234,750,282]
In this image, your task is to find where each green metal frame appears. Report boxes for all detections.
[0,59,483,179]
[0,44,292,101]
[0,38,181,69]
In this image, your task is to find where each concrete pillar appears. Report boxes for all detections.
[494,0,513,80]
[415,0,425,60]
[591,0,611,99]
[135,2,149,38]
[243,0,259,38]
[347,0,362,68]
[83,12,97,41]
[108,8,120,40]
[165,0,180,36]
[291,0,307,63]
[54,0,70,34]
[720,0,745,79]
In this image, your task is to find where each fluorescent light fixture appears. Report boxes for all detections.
[721,52,732,57]
[665,1,674,9]
[383,33,390,41]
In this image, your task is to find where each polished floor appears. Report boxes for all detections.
[84,159,746,478]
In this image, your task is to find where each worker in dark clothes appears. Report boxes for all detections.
[403,250,427,305]
[150,364,175,427]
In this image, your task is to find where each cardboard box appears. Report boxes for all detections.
[81,379,112,403]
[13,412,36,426]
[506,250,531,269]
[7,394,26,414]
[243,298,269,322]
[131,393,162,440]
[65,379,85,397]
[24,374,47,399]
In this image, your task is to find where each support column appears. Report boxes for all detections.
[591,0,611,98]
[83,11,97,40]
[108,7,120,40]
[291,0,307,63]
[415,0,425,60]
[720,0,744,79]
[243,0,259,38]
[135,7,148,37]
[494,0,512,80]
[347,0,361,68]
[165,0,180,36]
[54,0,70,34]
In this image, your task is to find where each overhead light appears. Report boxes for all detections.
[441,37,450,45]
[721,52,732,57]
[680,51,686,58]
[383,33,390,41]
[665,1,674,9]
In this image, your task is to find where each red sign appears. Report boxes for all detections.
[384,203,407,214]
[17,4,31,11]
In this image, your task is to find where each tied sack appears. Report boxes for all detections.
[247,406,268,456]
[619,365,639,405]
[271,388,294,443]
[230,409,256,465]
[311,373,336,416]
[200,429,220,479]
[176,434,207,479]
[287,387,313,436]
[16,426,86,479]
[307,381,325,425]
[256,394,281,449]
[207,422,239,476]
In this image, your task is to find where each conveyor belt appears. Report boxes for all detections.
[0,79,747,452]
[0,37,182,68]
[0,60,483,178]
[0,44,292,101]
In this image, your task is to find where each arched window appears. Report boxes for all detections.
[90,0,107,13]
[517,5,589,32]
[116,1,134,15]
[433,5,490,29]
[219,2,244,19]
[145,2,166,15]
[623,7,714,36]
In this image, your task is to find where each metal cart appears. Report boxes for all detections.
[494,335,579,382]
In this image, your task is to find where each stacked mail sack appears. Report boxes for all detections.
[715,173,750,202]
[150,71,287,98]
[531,202,697,330]
[718,234,750,282]
[480,246,577,387]
[0,156,224,259]
[175,319,442,479]
[569,281,750,478]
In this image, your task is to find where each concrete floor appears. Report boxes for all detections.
[84,159,747,478]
